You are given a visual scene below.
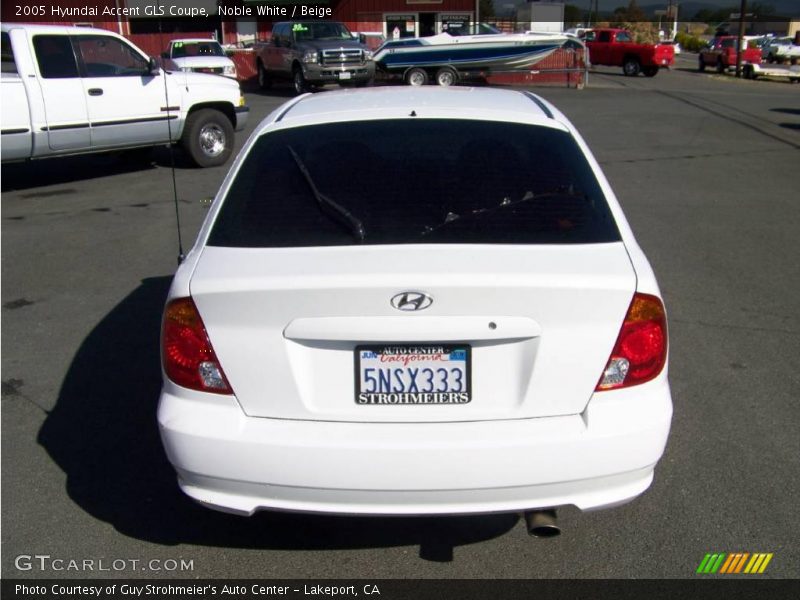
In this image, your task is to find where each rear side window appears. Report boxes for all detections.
[1,32,17,74]
[75,35,148,77]
[33,35,79,78]
[208,119,621,248]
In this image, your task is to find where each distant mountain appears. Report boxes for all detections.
[616,0,800,20]
[539,1,800,20]
[637,2,800,19]
[506,1,799,20]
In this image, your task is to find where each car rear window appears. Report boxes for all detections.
[208,119,621,247]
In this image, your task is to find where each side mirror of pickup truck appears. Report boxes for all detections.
[148,57,160,75]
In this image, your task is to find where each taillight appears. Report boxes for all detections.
[596,293,667,391]
[162,297,232,394]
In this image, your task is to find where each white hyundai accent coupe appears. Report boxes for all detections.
[158,87,672,530]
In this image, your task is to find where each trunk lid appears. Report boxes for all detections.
[190,243,636,422]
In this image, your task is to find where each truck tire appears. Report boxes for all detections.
[698,56,705,71]
[622,58,640,76]
[716,59,725,73]
[181,108,234,168]
[743,64,756,79]
[293,67,309,95]
[642,66,659,77]
[257,61,271,90]
[405,67,428,86]
[435,67,458,87]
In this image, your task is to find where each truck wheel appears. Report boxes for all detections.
[257,61,271,90]
[622,58,640,76]
[642,66,659,77]
[293,68,309,95]
[181,109,234,168]
[698,56,706,72]
[716,59,725,73]
[405,67,428,87]
[743,64,756,79]
[435,67,458,87]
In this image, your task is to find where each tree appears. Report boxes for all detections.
[564,4,584,26]
[749,2,776,16]
[625,0,646,22]
[693,7,737,23]
[612,0,646,22]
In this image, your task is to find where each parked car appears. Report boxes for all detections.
[564,27,590,39]
[158,87,673,527]
[254,21,375,94]
[584,28,674,76]
[753,35,776,60]
[765,37,800,63]
[1,24,249,167]
[699,36,762,73]
[162,39,237,79]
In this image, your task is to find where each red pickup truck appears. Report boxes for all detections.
[584,28,675,77]
[699,37,762,73]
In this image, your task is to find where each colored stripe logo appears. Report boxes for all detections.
[696,552,773,574]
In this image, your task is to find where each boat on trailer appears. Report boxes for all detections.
[373,25,576,86]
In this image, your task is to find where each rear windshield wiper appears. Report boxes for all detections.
[417,186,588,238]
[288,146,366,243]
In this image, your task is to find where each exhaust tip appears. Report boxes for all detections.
[524,509,561,538]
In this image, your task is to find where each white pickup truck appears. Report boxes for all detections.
[1,24,249,167]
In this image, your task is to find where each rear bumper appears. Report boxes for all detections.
[158,377,672,516]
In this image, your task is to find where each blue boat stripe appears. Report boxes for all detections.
[379,44,561,71]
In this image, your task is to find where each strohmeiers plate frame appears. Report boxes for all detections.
[354,343,472,405]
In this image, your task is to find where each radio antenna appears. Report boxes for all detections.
[157,1,185,263]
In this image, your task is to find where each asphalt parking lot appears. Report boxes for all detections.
[2,59,799,579]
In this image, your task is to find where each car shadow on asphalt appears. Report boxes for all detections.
[1,148,197,192]
[37,276,518,562]
[772,108,800,131]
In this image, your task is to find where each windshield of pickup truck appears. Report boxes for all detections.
[171,41,225,58]
[292,22,354,42]
[208,119,620,247]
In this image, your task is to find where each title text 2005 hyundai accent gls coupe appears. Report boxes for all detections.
[158,87,672,527]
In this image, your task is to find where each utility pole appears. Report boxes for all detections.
[736,0,747,78]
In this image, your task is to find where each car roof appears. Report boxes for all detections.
[258,87,568,134]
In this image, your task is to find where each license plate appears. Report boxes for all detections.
[355,344,471,405]
[338,71,352,80]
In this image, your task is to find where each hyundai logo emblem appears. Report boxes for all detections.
[391,292,433,312]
